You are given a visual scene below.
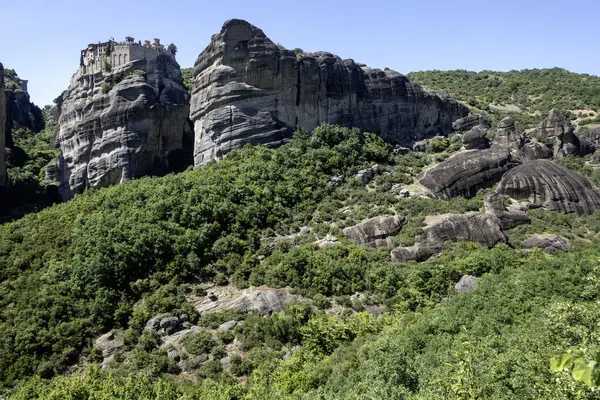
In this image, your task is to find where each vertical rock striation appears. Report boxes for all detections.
[3,68,44,147]
[190,19,469,166]
[55,54,190,200]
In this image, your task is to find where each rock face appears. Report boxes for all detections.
[530,109,593,158]
[391,213,506,262]
[190,19,469,166]
[493,117,523,150]
[0,64,6,187]
[342,215,405,248]
[55,55,190,200]
[192,286,309,315]
[418,148,516,199]
[3,69,44,146]
[452,114,490,133]
[484,192,530,229]
[455,275,479,293]
[580,126,600,147]
[462,125,489,150]
[522,234,570,254]
[497,160,600,215]
[95,331,125,370]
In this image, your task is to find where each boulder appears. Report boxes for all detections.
[452,114,491,132]
[95,330,125,370]
[391,213,506,262]
[417,148,516,200]
[190,19,469,166]
[497,159,600,215]
[218,320,238,331]
[342,215,405,248]
[355,165,380,184]
[520,140,552,161]
[522,234,570,254]
[484,192,530,230]
[144,317,161,331]
[580,126,600,147]
[54,54,190,200]
[530,109,593,158]
[193,286,309,315]
[493,117,523,150]
[455,275,479,293]
[413,140,428,152]
[462,125,489,150]
[314,235,340,248]
[160,316,181,334]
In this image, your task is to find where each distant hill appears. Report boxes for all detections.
[408,68,600,131]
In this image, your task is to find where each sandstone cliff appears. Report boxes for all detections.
[55,54,190,200]
[3,68,44,146]
[0,63,6,187]
[190,19,469,166]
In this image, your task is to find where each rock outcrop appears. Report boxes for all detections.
[580,126,600,147]
[55,55,190,200]
[190,19,469,166]
[493,117,523,150]
[417,148,516,199]
[3,68,44,146]
[192,286,309,315]
[391,213,506,262]
[462,125,489,150]
[452,114,490,133]
[522,234,570,254]
[484,192,530,230]
[342,215,405,248]
[455,275,479,292]
[530,109,594,158]
[0,63,6,187]
[497,160,600,215]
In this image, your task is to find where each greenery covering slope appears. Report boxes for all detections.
[408,68,600,130]
[2,125,600,398]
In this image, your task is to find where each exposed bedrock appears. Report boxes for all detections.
[522,234,570,254]
[190,19,469,166]
[342,215,405,248]
[530,109,594,158]
[417,148,517,200]
[55,54,190,200]
[3,68,44,147]
[497,159,600,215]
[484,192,530,230]
[391,213,506,262]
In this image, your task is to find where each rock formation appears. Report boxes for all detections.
[493,117,523,150]
[462,125,489,150]
[391,213,506,262]
[0,63,6,187]
[190,19,469,166]
[3,68,44,146]
[54,54,190,200]
[484,192,530,230]
[452,114,490,133]
[497,159,600,215]
[580,126,600,147]
[455,275,479,292]
[522,234,570,254]
[417,147,516,199]
[530,109,594,158]
[342,215,405,248]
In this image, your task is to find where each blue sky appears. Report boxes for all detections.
[1,0,598,106]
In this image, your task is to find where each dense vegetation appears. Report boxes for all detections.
[0,112,59,221]
[408,68,600,130]
[2,124,600,398]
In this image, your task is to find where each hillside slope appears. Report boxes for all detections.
[408,68,600,131]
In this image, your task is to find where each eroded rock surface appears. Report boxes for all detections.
[484,192,530,229]
[190,19,469,166]
[493,117,523,150]
[523,234,570,254]
[530,109,594,158]
[497,160,600,215]
[417,148,516,199]
[95,330,125,370]
[391,213,506,262]
[192,286,309,315]
[455,275,479,292]
[462,125,489,150]
[3,68,44,147]
[342,215,404,248]
[452,114,490,133]
[55,55,190,200]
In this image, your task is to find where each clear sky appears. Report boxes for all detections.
[1,0,598,106]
